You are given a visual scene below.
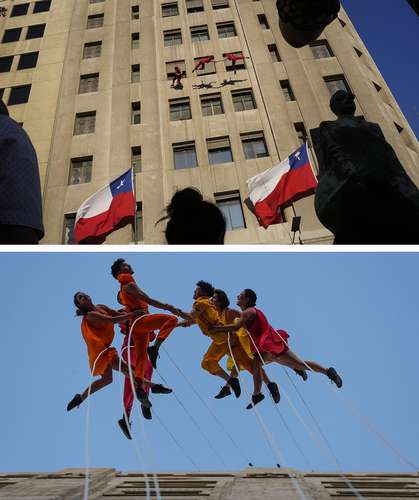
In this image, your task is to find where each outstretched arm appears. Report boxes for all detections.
[87,310,140,326]
[210,308,254,333]
[124,282,178,314]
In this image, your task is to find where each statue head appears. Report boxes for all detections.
[330,90,356,117]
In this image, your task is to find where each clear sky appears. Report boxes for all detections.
[1,251,418,475]
[342,0,419,136]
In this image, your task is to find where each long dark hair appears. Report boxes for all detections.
[214,289,230,310]
[157,187,226,244]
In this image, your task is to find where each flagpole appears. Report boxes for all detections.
[131,168,138,244]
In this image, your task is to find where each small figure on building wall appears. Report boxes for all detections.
[310,90,419,244]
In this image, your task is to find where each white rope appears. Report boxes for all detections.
[161,345,254,467]
[227,333,310,500]
[247,331,364,500]
[127,315,162,500]
[272,329,419,471]
[156,365,229,468]
[118,345,151,500]
[83,347,111,500]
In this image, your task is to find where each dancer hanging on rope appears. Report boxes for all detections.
[192,55,215,73]
[210,288,342,408]
[67,292,142,412]
[222,52,250,75]
[117,294,155,440]
[176,281,253,399]
[111,258,178,408]
[170,66,184,88]
[211,289,281,405]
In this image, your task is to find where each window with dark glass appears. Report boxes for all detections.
[68,157,93,185]
[8,84,31,105]
[79,73,99,93]
[215,191,246,230]
[0,56,13,73]
[10,3,29,16]
[132,5,140,19]
[294,123,308,145]
[26,23,46,39]
[131,32,140,49]
[190,25,209,42]
[207,137,233,165]
[33,0,52,13]
[257,14,269,29]
[87,13,104,29]
[131,102,141,124]
[17,51,38,70]
[169,98,191,121]
[131,146,141,172]
[83,41,102,58]
[211,0,229,9]
[164,29,182,46]
[280,80,295,101]
[131,64,140,83]
[186,0,204,13]
[162,2,179,17]
[173,142,197,169]
[232,89,256,111]
[268,44,280,62]
[2,28,22,43]
[217,21,236,38]
[74,111,96,135]
[63,214,76,245]
[241,132,268,159]
[200,93,223,116]
[310,40,333,59]
[324,75,351,95]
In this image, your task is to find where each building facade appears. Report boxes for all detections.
[1,468,419,498]
[0,0,418,244]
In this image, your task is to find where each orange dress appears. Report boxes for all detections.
[118,273,177,379]
[81,312,118,376]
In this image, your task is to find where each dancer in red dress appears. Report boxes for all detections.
[223,53,249,75]
[192,56,215,73]
[211,288,342,408]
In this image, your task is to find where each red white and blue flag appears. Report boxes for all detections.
[246,143,317,228]
[74,168,135,244]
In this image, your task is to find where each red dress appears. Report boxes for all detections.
[246,308,289,356]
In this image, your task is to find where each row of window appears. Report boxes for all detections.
[0,51,38,72]
[63,189,246,244]
[5,0,51,17]
[162,0,230,16]
[1,23,46,43]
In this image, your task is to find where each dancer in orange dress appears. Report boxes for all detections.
[66,292,141,411]
[111,259,179,408]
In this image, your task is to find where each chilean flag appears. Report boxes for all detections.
[74,169,135,244]
[246,143,317,228]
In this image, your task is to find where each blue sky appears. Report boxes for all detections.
[342,0,419,136]
[1,252,418,474]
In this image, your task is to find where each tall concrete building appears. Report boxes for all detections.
[1,468,419,498]
[0,0,418,244]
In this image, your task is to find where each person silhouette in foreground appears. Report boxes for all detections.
[0,100,44,244]
[210,289,342,409]
[159,187,226,244]
[276,0,340,48]
[67,293,142,412]
[311,90,419,244]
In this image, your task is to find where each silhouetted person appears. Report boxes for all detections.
[158,187,226,244]
[276,0,340,48]
[311,90,419,244]
[0,100,44,244]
